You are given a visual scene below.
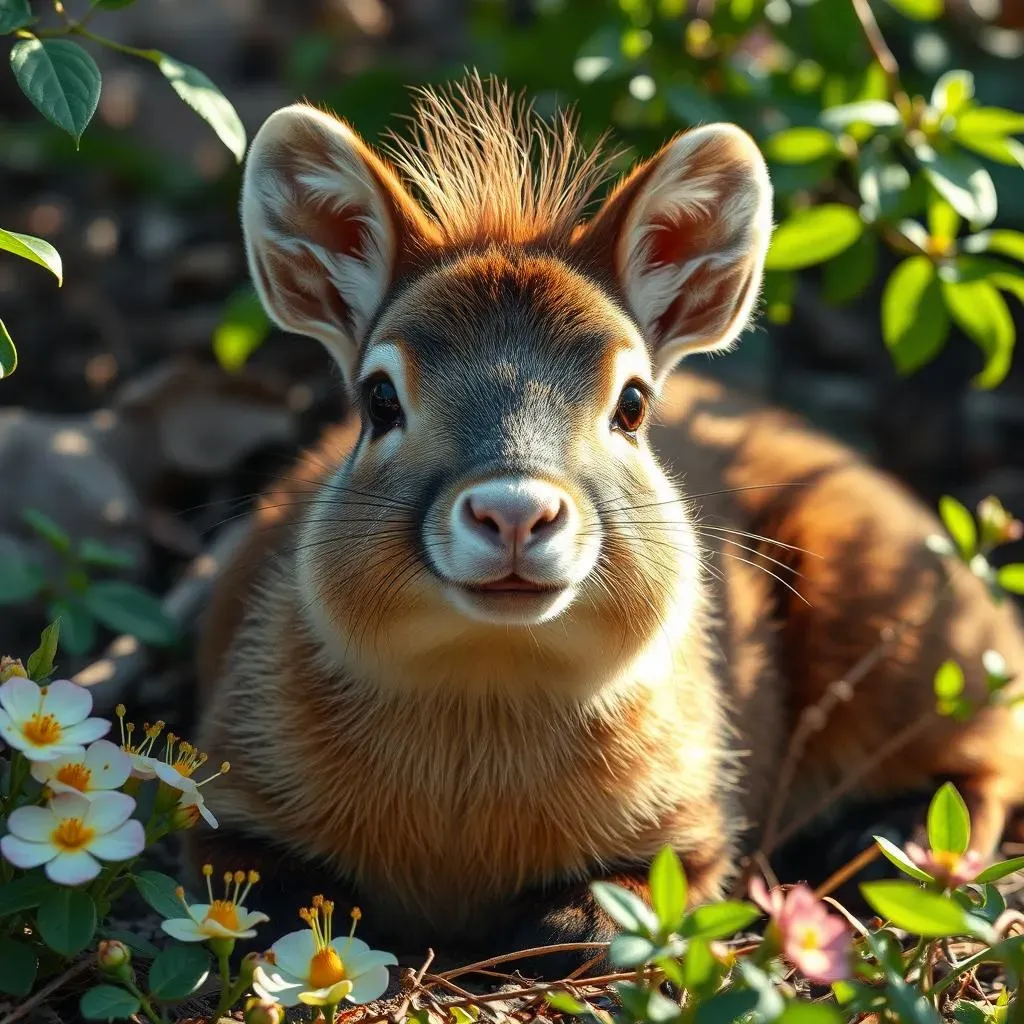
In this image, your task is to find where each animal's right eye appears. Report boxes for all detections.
[366,376,404,435]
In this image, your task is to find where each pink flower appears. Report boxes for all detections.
[750,878,851,985]
[905,843,985,888]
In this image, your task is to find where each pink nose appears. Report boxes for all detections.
[458,479,570,551]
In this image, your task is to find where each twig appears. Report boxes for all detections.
[849,0,905,102]
[0,957,92,1024]
[515,950,610,1018]
[389,949,435,1024]
[437,942,609,981]
[813,843,882,899]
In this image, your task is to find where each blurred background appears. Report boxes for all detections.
[1,0,1023,694]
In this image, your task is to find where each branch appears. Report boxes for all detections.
[850,0,906,102]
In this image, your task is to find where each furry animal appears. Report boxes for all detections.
[189,75,1024,975]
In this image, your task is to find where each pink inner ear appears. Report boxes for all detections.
[646,212,715,269]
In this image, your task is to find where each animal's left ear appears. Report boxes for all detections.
[574,124,772,384]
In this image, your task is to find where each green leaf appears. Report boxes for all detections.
[0,227,62,284]
[762,270,795,324]
[766,205,863,272]
[0,0,34,32]
[882,256,950,374]
[78,539,136,569]
[928,196,960,243]
[997,564,1024,595]
[36,887,97,957]
[963,231,1024,264]
[26,619,61,680]
[0,937,37,997]
[590,880,658,935]
[22,507,71,552]
[47,598,96,656]
[824,232,877,305]
[931,70,974,117]
[975,856,1024,884]
[649,846,687,934]
[100,927,160,958]
[885,0,943,18]
[213,287,271,373]
[927,782,971,855]
[874,835,934,882]
[609,933,658,967]
[80,985,142,1021]
[82,581,177,646]
[665,83,728,126]
[0,318,16,379]
[939,496,977,560]
[680,936,716,991]
[0,873,52,916]
[147,944,211,1000]
[820,100,901,130]
[684,900,760,939]
[778,1004,844,1024]
[955,133,1024,169]
[942,275,1015,389]
[9,38,101,144]
[0,550,46,604]
[134,871,188,920]
[858,148,915,222]
[694,989,759,1024]
[861,880,974,936]
[156,55,246,162]
[765,127,836,163]
[957,108,1024,137]
[934,660,965,700]
[545,992,589,1015]
[915,144,996,228]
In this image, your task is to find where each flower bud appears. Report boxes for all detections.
[243,996,285,1024]
[0,657,28,682]
[238,950,262,989]
[170,800,201,832]
[978,496,1024,549]
[97,939,133,982]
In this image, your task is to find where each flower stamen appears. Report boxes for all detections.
[52,817,95,852]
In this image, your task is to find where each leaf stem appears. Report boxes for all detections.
[123,979,161,1024]
[214,948,234,1017]
[849,0,908,107]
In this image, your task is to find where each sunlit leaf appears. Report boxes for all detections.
[9,38,101,144]
[884,0,943,17]
[766,205,863,271]
[931,70,974,117]
[821,100,901,131]
[765,127,836,163]
[881,256,950,374]
[824,232,877,305]
[213,287,271,373]
[157,54,246,162]
[763,270,795,324]
[0,0,34,33]
[545,992,589,1015]
[0,319,16,380]
[928,196,960,243]
[0,227,62,284]
[858,142,916,221]
[649,846,687,934]
[955,133,1024,169]
[915,144,997,228]
[957,107,1024,137]
[927,782,971,855]
[874,835,934,882]
[591,881,659,935]
[148,945,210,1000]
[941,275,1015,389]
[933,660,965,700]
[80,985,141,1021]
[939,496,977,560]
[963,231,1024,264]
[684,901,760,939]
[997,565,1024,595]
[861,880,974,937]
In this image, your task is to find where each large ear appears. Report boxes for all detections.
[241,104,433,382]
[575,124,772,383]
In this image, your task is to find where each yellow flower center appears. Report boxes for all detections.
[308,947,346,989]
[52,817,94,851]
[55,763,92,791]
[932,850,960,872]
[204,900,241,931]
[799,926,821,951]
[24,713,62,745]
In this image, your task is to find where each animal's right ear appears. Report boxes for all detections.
[242,104,433,382]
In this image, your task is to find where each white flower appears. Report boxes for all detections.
[0,791,144,885]
[114,705,165,779]
[0,677,109,762]
[31,739,132,798]
[162,865,268,942]
[253,900,396,1007]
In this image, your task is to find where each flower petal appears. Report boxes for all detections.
[43,679,94,726]
[83,791,136,833]
[161,918,209,942]
[1,835,55,869]
[253,966,305,1007]
[0,676,43,722]
[48,791,92,823]
[331,937,370,961]
[270,929,316,978]
[344,949,399,977]
[46,849,101,885]
[30,757,63,785]
[346,964,391,1003]
[60,718,111,747]
[154,762,193,792]
[128,754,158,780]
[237,910,270,929]
[83,740,132,789]
[87,819,145,861]
[7,804,57,841]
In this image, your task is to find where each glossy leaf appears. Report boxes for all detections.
[916,144,996,228]
[0,318,16,379]
[931,70,974,117]
[963,231,1024,264]
[997,564,1024,595]
[157,55,246,162]
[681,936,716,991]
[859,148,914,221]
[942,276,1015,389]
[684,900,760,939]
[9,38,101,144]
[591,880,659,935]
[861,880,974,937]
[26,619,60,680]
[0,874,51,916]
[778,1004,844,1024]
[881,257,950,374]
[213,287,271,373]
[874,835,934,883]
[545,992,589,1015]
[80,985,142,1021]
[0,0,34,33]
[609,933,658,967]
[649,846,687,934]
[762,270,795,324]
[934,660,965,699]
[765,127,836,163]
[927,782,971,855]
[957,108,1024,137]
[82,581,177,646]
[820,100,901,130]
[0,937,37,997]
[135,871,188,920]
[0,227,62,284]
[884,0,943,18]
[955,133,1024,169]
[824,233,877,305]
[766,205,862,271]
[37,887,97,957]
[939,496,977,560]
[694,989,760,1024]
[928,196,960,243]
[147,944,211,1000]
[975,856,1024,884]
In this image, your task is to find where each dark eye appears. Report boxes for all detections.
[366,376,403,434]
[613,384,647,435]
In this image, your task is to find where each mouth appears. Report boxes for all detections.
[463,574,562,595]
[445,574,576,625]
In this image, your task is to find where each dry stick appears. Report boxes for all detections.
[813,844,883,900]
[515,950,611,1019]
[437,942,609,982]
[389,949,436,1024]
[849,0,905,101]
[0,957,92,1024]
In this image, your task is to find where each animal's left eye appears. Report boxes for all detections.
[613,384,647,435]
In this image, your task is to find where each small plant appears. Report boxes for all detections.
[0,508,177,655]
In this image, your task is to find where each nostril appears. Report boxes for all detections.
[528,497,568,538]
[468,499,502,536]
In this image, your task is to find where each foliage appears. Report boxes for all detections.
[0,508,177,656]
[0,0,246,374]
